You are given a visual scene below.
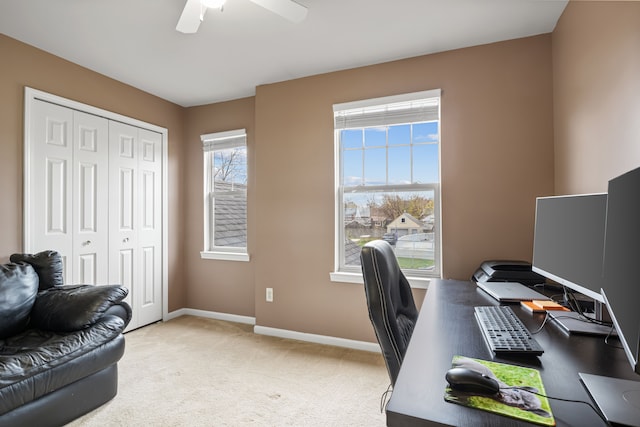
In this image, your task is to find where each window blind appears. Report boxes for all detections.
[202,129,246,152]
[333,89,440,129]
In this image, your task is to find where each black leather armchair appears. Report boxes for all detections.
[361,240,418,385]
[0,251,131,426]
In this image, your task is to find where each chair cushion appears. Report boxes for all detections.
[0,263,39,339]
[0,316,126,416]
[10,251,64,291]
[30,285,129,332]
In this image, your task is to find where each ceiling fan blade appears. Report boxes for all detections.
[249,0,308,23]
[176,0,205,34]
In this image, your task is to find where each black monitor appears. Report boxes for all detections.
[602,166,640,375]
[532,193,607,304]
[579,167,640,427]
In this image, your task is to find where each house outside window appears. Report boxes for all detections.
[331,90,441,286]
[200,129,249,262]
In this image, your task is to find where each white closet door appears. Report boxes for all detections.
[109,121,140,328]
[72,111,109,285]
[26,89,165,331]
[28,100,74,283]
[109,122,162,330]
[137,129,163,327]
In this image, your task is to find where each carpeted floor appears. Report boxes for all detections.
[67,316,389,426]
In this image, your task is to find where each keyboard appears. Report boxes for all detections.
[474,306,544,356]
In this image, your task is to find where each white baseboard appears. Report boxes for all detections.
[254,325,381,353]
[165,309,381,353]
[166,308,256,325]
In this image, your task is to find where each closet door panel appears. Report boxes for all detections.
[78,253,97,284]
[117,249,135,293]
[73,111,108,285]
[46,159,68,234]
[118,168,136,230]
[29,100,73,283]
[109,121,139,328]
[137,129,163,326]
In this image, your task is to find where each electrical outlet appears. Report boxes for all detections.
[266,287,274,302]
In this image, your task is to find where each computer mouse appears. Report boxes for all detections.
[445,367,500,395]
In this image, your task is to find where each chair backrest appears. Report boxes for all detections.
[361,240,418,385]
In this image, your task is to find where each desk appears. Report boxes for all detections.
[386,279,638,426]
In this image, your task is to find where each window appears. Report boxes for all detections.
[332,90,441,285]
[201,129,249,262]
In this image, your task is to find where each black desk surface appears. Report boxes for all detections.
[386,279,639,427]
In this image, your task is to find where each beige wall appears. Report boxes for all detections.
[183,98,257,317]
[553,1,640,194]
[14,6,633,343]
[0,35,187,311]
[181,35,555,342]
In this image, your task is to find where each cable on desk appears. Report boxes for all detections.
[530,312,551,334]
[380,383,392,413]
[563,288,614,328]
[501,386,610,426]
[604,325,622,349]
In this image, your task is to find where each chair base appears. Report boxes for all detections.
[0,364,118,427]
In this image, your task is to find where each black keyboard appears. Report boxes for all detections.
[474,306,544,356]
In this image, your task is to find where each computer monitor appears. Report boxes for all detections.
[532,193,607,304]
[602,167,640,374]
[578,167,640,427]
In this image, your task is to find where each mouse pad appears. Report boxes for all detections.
[444,355,555,426]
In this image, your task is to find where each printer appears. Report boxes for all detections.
[472,260,546,287]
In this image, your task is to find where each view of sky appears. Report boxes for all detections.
[341,121,439,188]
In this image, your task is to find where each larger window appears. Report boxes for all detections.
[332,90,441,285]
[201,129,249,262]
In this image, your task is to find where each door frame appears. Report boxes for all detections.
[23,87,169,322]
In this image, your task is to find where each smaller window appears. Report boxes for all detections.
[201,129,249,262]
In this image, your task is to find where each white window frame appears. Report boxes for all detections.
[330,89,442,288]
[200,129,250,262]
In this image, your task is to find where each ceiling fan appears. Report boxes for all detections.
[176,0,308,34]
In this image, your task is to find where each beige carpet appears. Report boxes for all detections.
[67,316,389,426]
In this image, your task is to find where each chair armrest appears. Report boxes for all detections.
[103,300,133,328]
[30,285,130,332]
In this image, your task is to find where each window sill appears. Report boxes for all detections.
[200,251,250,262]
[329,271,431,289]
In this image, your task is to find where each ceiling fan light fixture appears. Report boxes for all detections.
[201,0,226,9]
[178,0,307,34]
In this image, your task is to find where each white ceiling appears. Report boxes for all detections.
[0,0,568,107]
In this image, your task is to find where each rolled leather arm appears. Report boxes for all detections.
[30,285,131,332]
[103,300,133,327]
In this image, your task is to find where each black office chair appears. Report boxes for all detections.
[361,240,419,386]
